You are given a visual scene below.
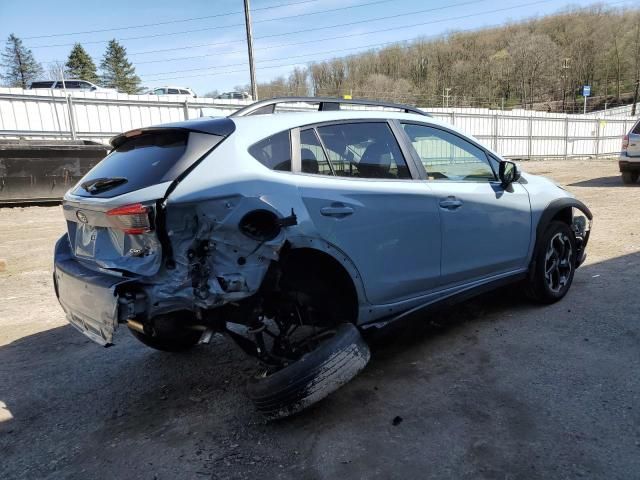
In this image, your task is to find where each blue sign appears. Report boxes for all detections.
[583,85,591,97]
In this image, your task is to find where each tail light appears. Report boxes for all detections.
[106,203,152,235]
[622,135,629,151]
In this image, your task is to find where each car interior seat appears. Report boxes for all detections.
[301,148,320,174]
[357,142,393,178]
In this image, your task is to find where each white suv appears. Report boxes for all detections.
[145,86,197,97]
[29,80,116,93]
[620,118,640,184]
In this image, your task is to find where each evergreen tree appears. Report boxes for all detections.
[0,34,43,88]
[66,43,98,83]
[100,39,140,94]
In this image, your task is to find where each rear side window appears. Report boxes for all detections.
[633,121,640,135]
[300,129,333,175]
[315,122,411,179]
[72,131,212,198]
[168,88,179,94]
[248,131,291,171]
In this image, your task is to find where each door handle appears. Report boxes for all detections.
[320,204,354,218]
[439,197,463,210]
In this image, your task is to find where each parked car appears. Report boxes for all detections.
[144,86,197,97]
[216,91,252,100]
[29,80,116,93]
[53,97,592,419]
[620,118,640,184]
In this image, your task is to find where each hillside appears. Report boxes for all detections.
[257,6,640,113]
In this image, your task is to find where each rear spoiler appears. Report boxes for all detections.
[110,117,236,149]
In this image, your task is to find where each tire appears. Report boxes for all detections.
[526,221,577,304]
[246,323,370,420]
[129,313,202,352]
[621,171,638,184]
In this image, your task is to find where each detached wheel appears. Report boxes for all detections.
[526,221,577,304]
[622,171,638,184]
[247,323,370,419]
[129,313,202,352]
[246,262,369,419]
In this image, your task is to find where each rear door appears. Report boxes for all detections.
[627,120,640,157]
[292,121,442,305]
[399,122,531,287]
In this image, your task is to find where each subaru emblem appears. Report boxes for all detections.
[76,210,89,224]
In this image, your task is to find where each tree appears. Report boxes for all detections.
[46,60,66,81]
[66,43,98,83]
[0,34,43,88]
[100,39,140,94]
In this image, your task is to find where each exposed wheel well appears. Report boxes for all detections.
[280,248,359,323]
[550,206,572,226]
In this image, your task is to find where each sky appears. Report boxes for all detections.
[0,0,635,95]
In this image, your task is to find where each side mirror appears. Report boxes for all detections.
[499,160,521,188]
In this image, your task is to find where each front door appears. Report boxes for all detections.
[399,122,532,287]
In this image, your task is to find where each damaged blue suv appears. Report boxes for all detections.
[53,97,592,418]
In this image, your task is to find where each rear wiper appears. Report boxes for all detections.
[81,177,127,194]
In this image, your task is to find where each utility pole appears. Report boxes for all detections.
[442,87,451,108]
[561,57,570,113]
[243,0,258,101]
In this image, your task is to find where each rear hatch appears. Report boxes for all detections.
[626,120,640,158]
[62,118,234,276]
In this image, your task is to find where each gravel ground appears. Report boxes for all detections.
[1,159,639,480]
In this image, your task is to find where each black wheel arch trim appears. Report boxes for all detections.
[533,197,592,269]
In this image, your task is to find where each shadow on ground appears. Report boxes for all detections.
[568,175,637,187]
[1,252,639,479]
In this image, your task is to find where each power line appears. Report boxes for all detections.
[22,0,322,40]
[137,0,557,81]
[128,0,530,59]
[125,0,635,57]
[28,0,417,49]
[132,0,496,65]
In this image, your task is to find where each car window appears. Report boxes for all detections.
[300,129,333,175]
[30,81,55,88]
[71,131,215,198]
[64,81,82,89]
[179,89,190,95]
[78,82,92,89]
[168,88,179,94]
[315,122,411,179]
[401,123,495,181]
[154,88,165,95]
[632,121,640,135]
[248,131,291,171]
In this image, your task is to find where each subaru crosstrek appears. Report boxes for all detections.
[53,97,592,418]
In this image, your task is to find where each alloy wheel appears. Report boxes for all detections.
[544,232,573,293]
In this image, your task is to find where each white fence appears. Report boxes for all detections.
[0,87,637,159]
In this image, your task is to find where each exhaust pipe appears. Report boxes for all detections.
[126,319,145,334]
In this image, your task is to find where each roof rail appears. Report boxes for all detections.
[229,96,431,118]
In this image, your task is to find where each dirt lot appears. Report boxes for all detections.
[1,159,639,479]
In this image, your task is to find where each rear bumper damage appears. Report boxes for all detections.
[54,195,298,346]
[53,235,146,346]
